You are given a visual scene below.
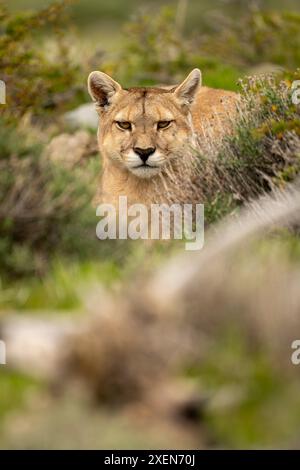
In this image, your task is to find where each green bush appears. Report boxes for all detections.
[99,7,241,90]
[0,117,100,277]
[198,71,300,223]
[0,1,84,122]
[0,2,102,278]
[98,5,300,90]
[201,7,300,69]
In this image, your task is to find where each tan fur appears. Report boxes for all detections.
[88,69,239,209]
[191,86,239,138]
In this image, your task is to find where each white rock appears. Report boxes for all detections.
[64,103,98,130]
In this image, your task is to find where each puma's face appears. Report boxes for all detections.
[88,69,201,179]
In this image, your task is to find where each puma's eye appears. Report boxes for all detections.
[157,120,172,130]
[116,121,132,130]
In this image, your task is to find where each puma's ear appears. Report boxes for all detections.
[174,68,202,106]
[87,71,122,108]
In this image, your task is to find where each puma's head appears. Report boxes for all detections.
[87,69,201,178]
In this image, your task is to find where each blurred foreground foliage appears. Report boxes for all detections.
[0,370,43,423]
[187,326,300,448]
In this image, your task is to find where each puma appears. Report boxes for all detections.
[88,69,238,208]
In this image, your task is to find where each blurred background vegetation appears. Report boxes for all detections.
[0,0,300,449]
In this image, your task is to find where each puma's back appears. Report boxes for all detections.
[192,86,238,137]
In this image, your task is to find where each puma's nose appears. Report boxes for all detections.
[134,147,156,163]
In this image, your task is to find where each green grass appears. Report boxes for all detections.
[0,252,130,311]
[254,231,300,265]
[0,260,119,311]
[0,371,43,423]
[200,61,242,92]
[0,238,181,311]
